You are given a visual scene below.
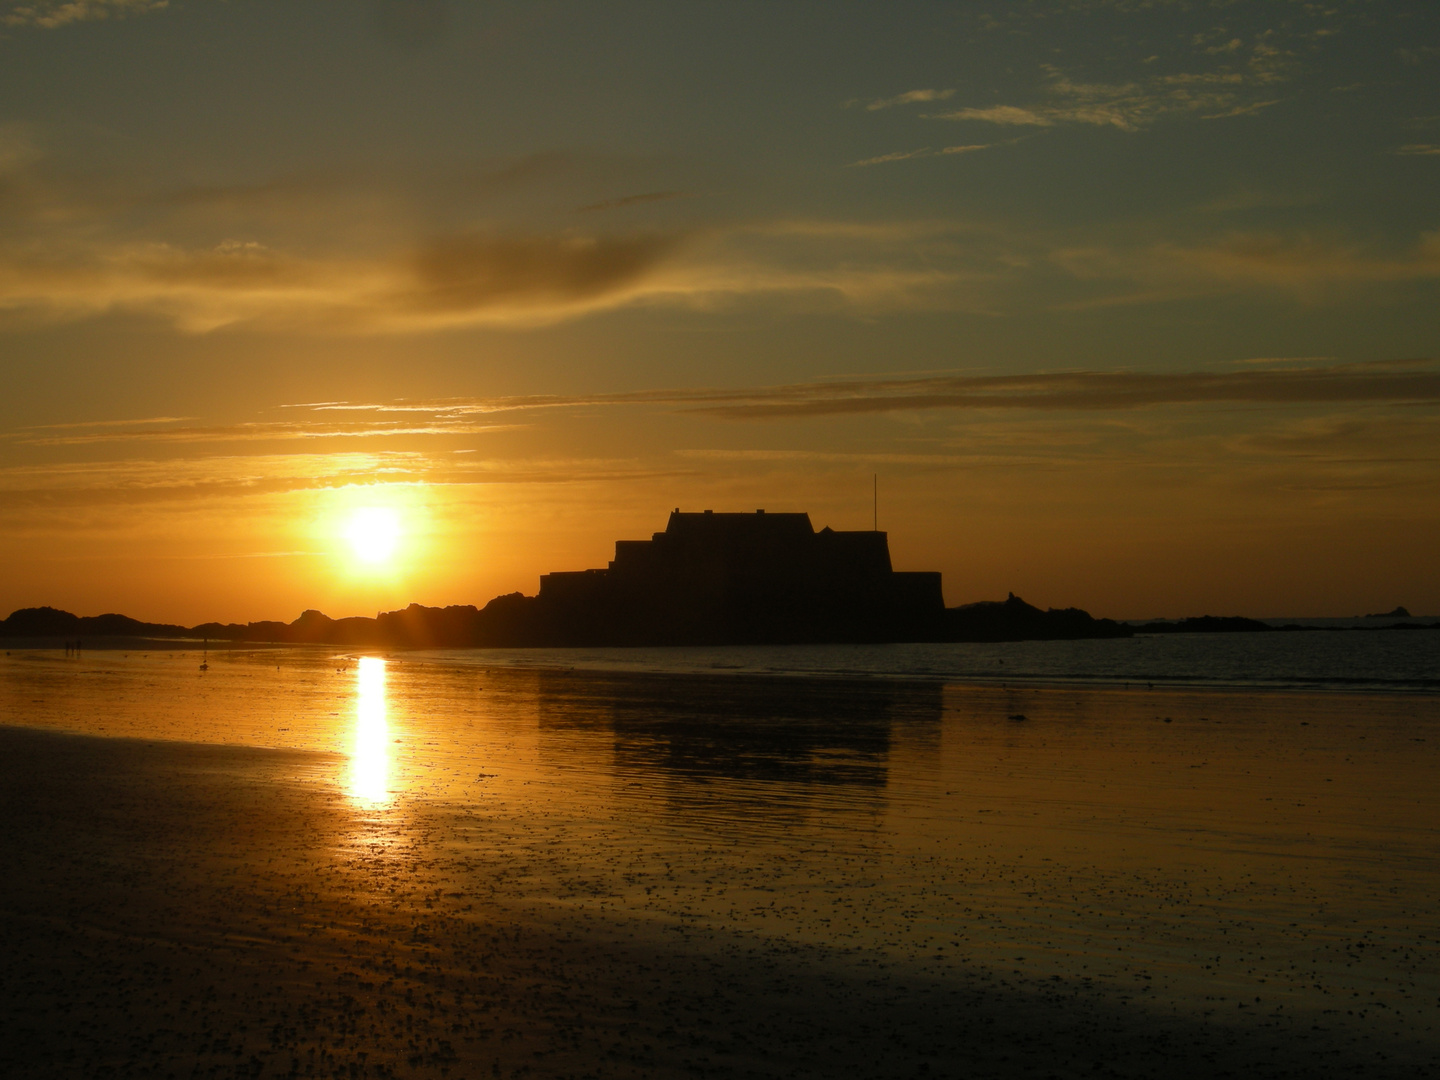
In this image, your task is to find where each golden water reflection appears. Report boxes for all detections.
[349,656,390,804]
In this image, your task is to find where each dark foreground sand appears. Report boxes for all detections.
[2,724,1435,1080]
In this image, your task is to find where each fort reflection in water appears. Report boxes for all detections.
[533,670,945,823]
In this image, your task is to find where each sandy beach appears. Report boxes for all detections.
[2,648,1439,1078]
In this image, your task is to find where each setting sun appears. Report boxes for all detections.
[344,507,401,566]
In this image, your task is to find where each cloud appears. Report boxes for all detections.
[27,415,196,430]
[931,45,1297,132]
[1,218,1432,331]
[935,106,1055,127]
[0,450,690,516]
[1,122,1432,331]
[2,0,166,28]
[1049,230,1440,305]
[676,448,1014,468]
[274,360,1440,424]
[2,143,1011,328]
[0,206,1025,329]
[1201,37,1245,56]
[1397,144,1440,156]
[1398,46,1440,66]
[848,144,993,167]
[1159,233,1440,287]
[1201,99,1282,121]
[849,148,935,167]
[743,219,988,242]
[0,452,426,514]
[865,89,955,112]
[400,232,682,316]
[672,361,1440,420]
[1224,356,1336,368]
[5,414,516,447]
[3,364,1436,525]
[1227,414,1440,459]
[0,231,694,332]
[744,223,1440,312]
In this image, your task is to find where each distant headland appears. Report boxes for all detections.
[2,510,1433,649]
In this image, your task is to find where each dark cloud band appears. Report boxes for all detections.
[679,362,1440,419]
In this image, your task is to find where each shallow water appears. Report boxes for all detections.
[415,628,1439,692]
[2,643,1439,1075]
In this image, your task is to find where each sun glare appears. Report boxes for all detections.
[349,656,390,804]
[345,507,401,565]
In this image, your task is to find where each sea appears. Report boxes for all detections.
[411,624,1440,693]
[2,629,1438,1073]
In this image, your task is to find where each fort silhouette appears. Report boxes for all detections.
[535,509,943,645]
[8,507,1329,648]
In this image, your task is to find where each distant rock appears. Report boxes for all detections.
[1362,606,1411,619]
[0,607,80,637]
[0,606,189,640]
[941,593,1130,643]
[1131,615,1273,634]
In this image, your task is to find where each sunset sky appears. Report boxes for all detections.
[1,0,1437,623]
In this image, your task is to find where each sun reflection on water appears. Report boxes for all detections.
[350,657,390,804]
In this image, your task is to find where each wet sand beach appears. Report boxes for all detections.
[2,648,1439,1078]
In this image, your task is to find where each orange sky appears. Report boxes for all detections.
[1,1,1437,622]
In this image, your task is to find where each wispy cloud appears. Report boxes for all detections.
[0,449,692,517]
[848,144,993,167]
[864,89,955,112]
[676,448,1023,468]
[1201,99,1282,121]
[26,415,196,430]
[0,144,1009,328]
[1397,144,1440,156]
[678,361,1440,420]
[3,0,166,29]
[6,417,516,447]
[930,40,1295,133]
[741,219,990,242]
[1051,230,1440,304]
[0,452,426,513]
[932,75,1270,132]
[1,217,1432,330]
[849,148,936,167]
[0,231,692,332]
[1224,356,1336,368]
[936,106,1054,127]
[403,232,683,319]
[272,360,1440,423]
[0,214,1017,330]
[1397,46,1440,67]
[3,364,1436,528]
[2,119,1435,331]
